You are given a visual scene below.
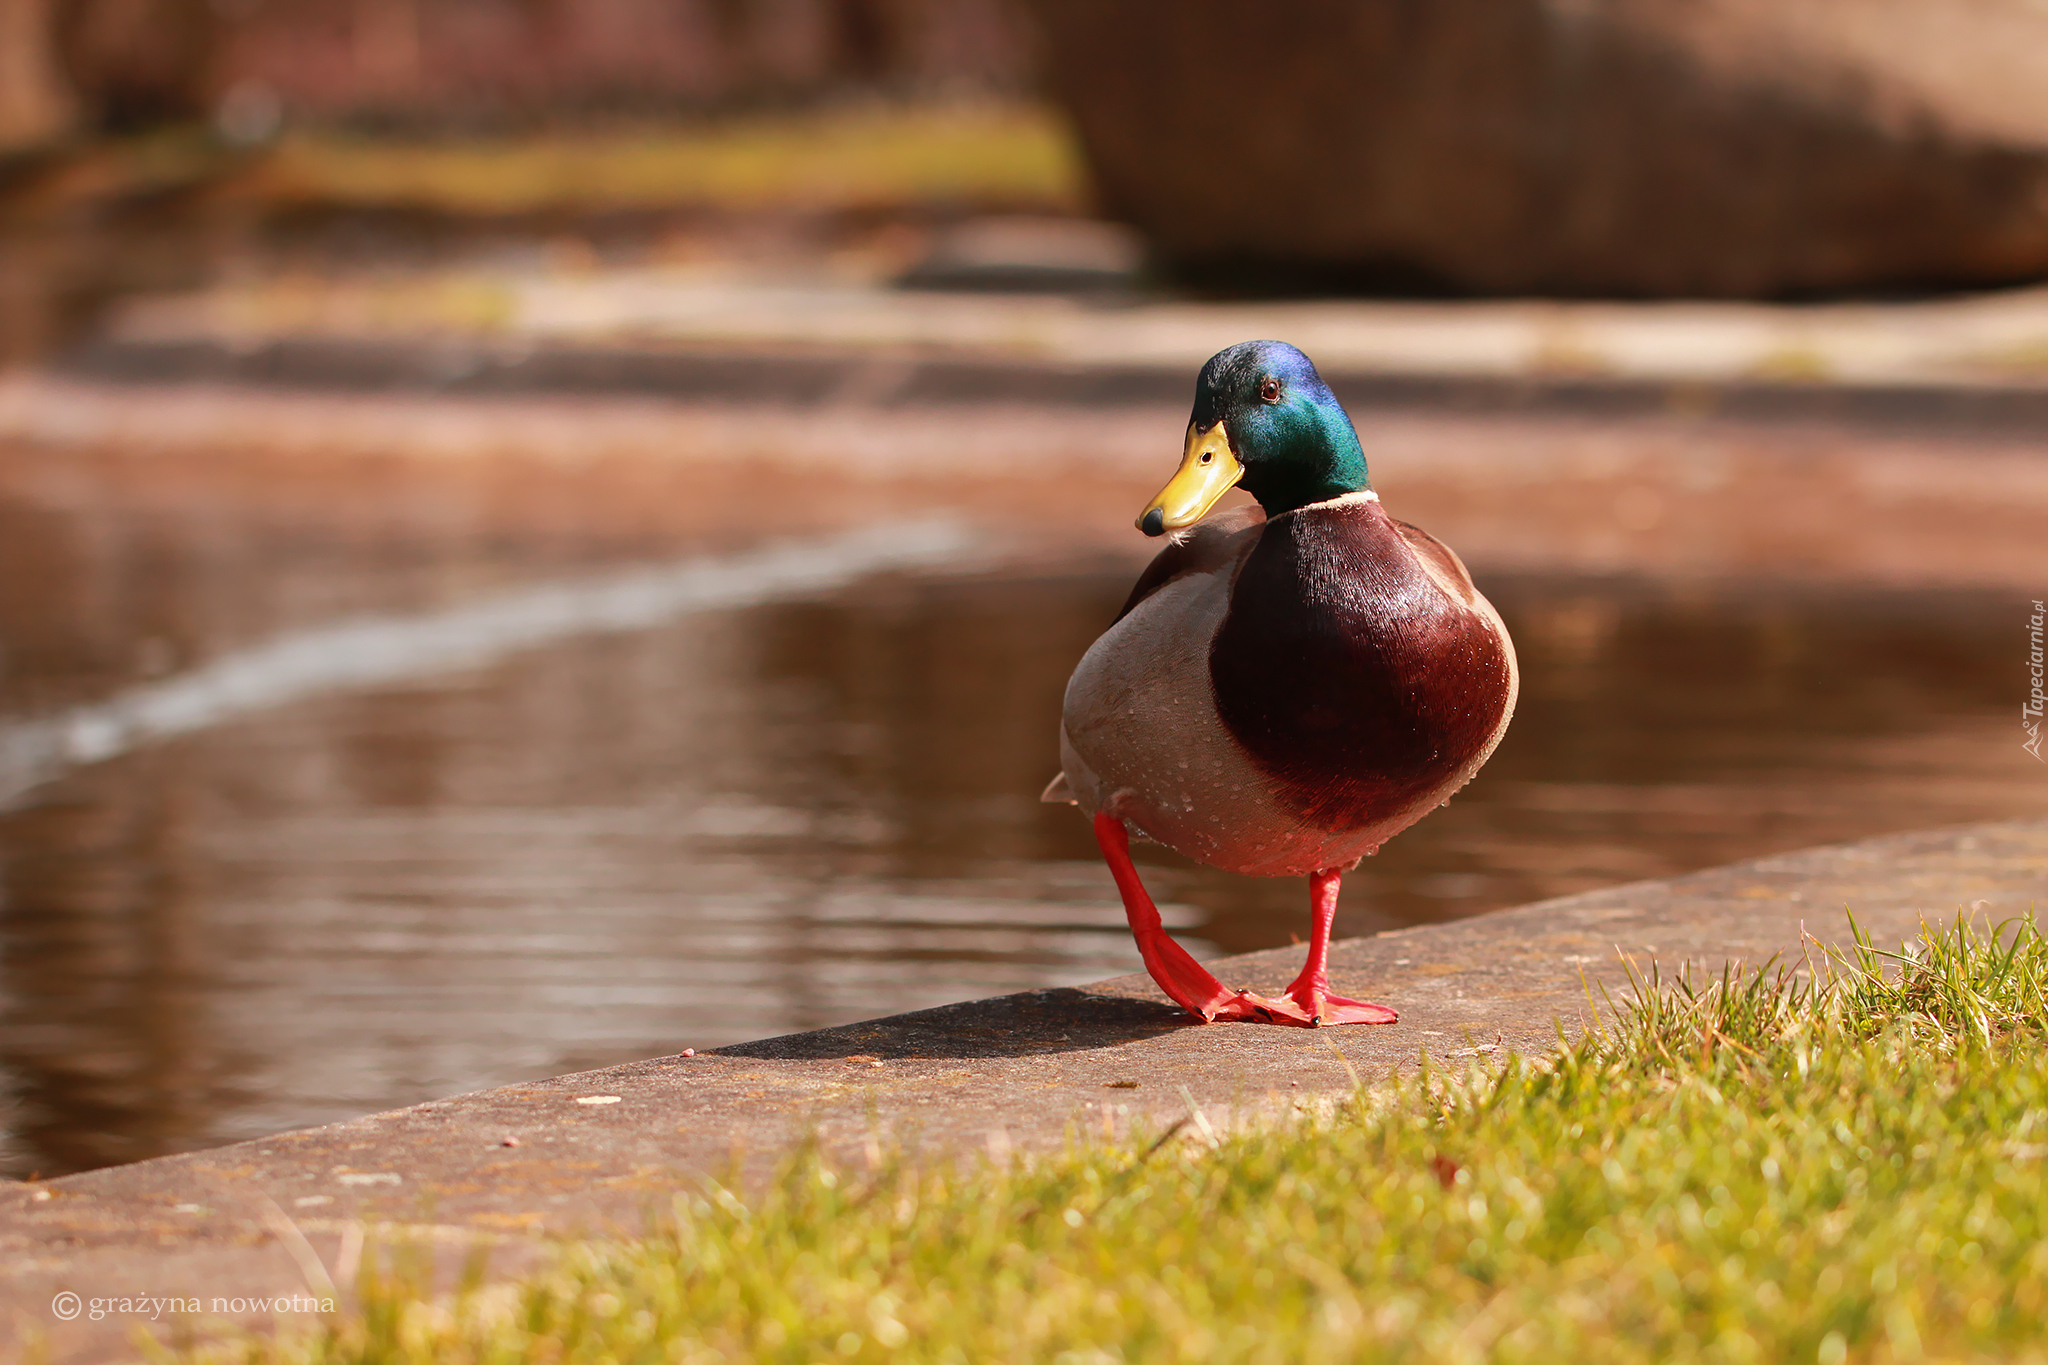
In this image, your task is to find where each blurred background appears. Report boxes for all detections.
[0,0,2043,1178]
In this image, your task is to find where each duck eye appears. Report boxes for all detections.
[1259,377,1281,402]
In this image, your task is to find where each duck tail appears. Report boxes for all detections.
[1039,771,1079,805]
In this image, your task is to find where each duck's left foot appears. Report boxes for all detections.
[1295,989,1399,1026]
[1208,986,1397,1027]
[1238,866,1400,1027]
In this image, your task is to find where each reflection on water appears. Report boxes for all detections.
[0,520,2036,1175]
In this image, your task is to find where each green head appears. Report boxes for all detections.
[1139,341,1371,535]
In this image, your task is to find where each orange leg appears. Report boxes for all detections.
[1093,812,1239,1020]
[1281,867,1398,1026]
[1093,814,1395,1027]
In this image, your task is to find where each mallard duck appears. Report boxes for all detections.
[1044,341,1517,1026]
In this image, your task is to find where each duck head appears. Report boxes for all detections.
[1139,340,1371,536]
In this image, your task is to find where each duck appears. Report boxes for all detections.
[1043,340,1517,1027]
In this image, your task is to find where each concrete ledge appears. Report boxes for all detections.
[4,818,2044,1361]
[59,335,2048,439]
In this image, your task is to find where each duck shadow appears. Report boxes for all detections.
[714,988,1193,1061]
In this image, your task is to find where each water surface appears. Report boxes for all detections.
[0,527,2032,1177]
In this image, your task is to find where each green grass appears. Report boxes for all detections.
[243,103,1084,217]
[216,914,2048,1365]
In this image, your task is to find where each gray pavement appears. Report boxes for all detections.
[99,263,2048,391]
[4,817,2043,1363]
[60,259,2048,437]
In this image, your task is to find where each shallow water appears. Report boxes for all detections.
[0,507,2034,1177]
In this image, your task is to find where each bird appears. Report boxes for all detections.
[1043,340,1517,1027]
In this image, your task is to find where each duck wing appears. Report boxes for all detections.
[1041,505,1265,807]
[1112,504,1265,623]
[1391,517,1483,606]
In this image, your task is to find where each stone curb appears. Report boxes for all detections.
[58,336,2048,438]
[3,818,2043,1361]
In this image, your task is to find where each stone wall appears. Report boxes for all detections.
[1026,0,2048,297]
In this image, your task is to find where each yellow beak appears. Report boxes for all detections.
[1138,421,1243,536]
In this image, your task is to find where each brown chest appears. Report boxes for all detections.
[1208,501,1513,832]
